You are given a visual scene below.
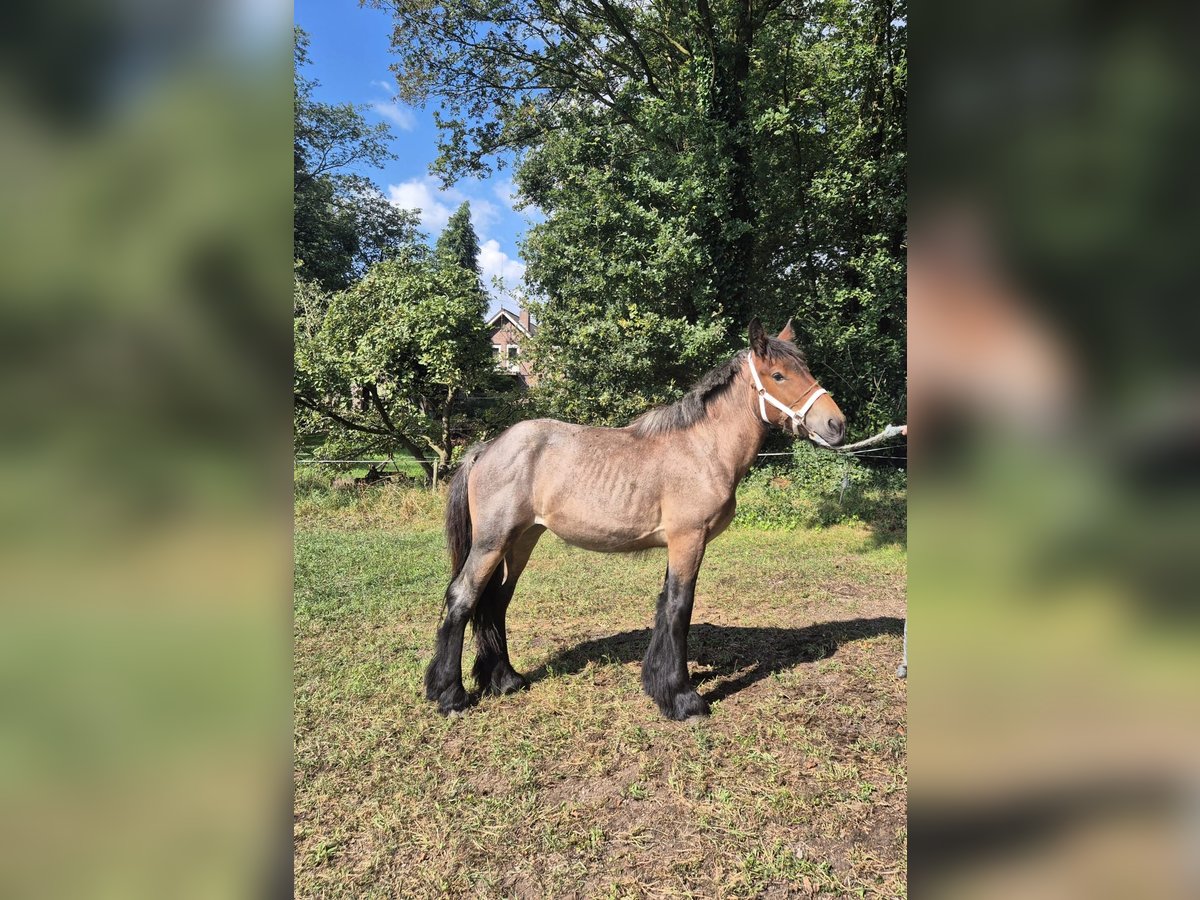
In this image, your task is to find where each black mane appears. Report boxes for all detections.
[629,338,807,436]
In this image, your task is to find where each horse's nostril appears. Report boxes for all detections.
[828,417,843,435]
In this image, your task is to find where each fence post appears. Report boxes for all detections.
[431,457,439,491]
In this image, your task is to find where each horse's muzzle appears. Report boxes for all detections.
[824,417,846,446]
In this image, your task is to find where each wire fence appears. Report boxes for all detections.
[295,450,906,466]
[295,432,907,471]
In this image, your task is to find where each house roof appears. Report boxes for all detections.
[486,307,533,336]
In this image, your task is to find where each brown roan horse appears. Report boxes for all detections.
[425,319,847,720]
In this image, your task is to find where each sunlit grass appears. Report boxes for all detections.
[295,486,906,898]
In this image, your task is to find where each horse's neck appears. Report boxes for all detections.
[693,379,768,483]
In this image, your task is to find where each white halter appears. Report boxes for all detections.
[746,352,831,447]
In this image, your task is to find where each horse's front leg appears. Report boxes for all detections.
[642,532,709,721]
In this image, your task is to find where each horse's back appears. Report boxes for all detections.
[467,418,591,502]
[482,417,644,456]
[479,417,589,463]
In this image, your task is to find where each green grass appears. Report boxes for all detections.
[295,488,906,899]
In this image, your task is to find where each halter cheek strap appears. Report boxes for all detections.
[746,352,831,446]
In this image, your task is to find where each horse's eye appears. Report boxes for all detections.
[772,372,785,382]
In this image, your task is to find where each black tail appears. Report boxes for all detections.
[445,442,489,581]
[439,439,525,697]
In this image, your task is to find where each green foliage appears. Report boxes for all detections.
[749,0,907,432]
[435,201,482,275]
[293,27,420,291]
[340,175,424,278]
[372,0,906,431]
[528,304,726,426]
[734,445,906,532]
[292,170,357,293]
[294,29,394,179]
[293,28,519,472]
[293,254,499,474]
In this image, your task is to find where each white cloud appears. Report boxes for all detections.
[468,199,500,232]
[388,177,454,231]
[479,239,526,295]
[371,101,416,131]
[370,78,394,93]
[387,177,501,235]
[489,177,548,224]
[492,178,518,208]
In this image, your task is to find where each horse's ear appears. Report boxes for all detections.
[777,318,795,343]
[748,317,769,355]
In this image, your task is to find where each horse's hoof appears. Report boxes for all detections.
[446,708,467,720]
[684,713,709,725]
[496,672,528,695]
[483,669,528,696]
[668,690,710,721]
[436,684,471,716]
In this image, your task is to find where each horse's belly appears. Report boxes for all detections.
[536,514,666,553]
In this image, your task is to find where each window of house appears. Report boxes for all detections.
[508,345,519,360]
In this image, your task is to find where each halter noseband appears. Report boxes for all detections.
[746,351,831,447]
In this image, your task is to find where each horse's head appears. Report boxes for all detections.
[747,318,846,447]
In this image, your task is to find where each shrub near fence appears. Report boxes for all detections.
[733,443,906,532]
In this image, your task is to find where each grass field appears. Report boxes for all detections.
[295,487,906,899]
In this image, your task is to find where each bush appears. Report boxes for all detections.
[734,444,906,532]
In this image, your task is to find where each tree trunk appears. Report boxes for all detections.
[438,385,455,478]
[364,384,437,482]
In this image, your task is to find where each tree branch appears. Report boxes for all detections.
[586,0,664,98]
[295,394,393,436]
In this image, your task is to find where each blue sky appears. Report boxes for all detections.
[295,0,535,316]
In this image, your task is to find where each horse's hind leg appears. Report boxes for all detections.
[642,533,710,721]
[473,525,544,696]
[425,541,507,715]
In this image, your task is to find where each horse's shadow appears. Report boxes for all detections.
[523,616,903,703]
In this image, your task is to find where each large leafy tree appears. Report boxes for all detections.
[373,0,905,432]
[294,27,421,291]
[294,254,495,477]
[749,0,907,430]
[371,0,768,326]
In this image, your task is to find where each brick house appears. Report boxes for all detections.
[487,306,537,387]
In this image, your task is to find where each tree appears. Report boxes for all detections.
[294,27,420,291]
[436,202,482,275]
[341,176,426,278]
[373,0,906,432]
[748,0,907,431]
[294,255,495,478]
[371,0,767,327]
[294,28,393,187]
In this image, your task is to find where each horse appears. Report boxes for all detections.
[424,318,847,720]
